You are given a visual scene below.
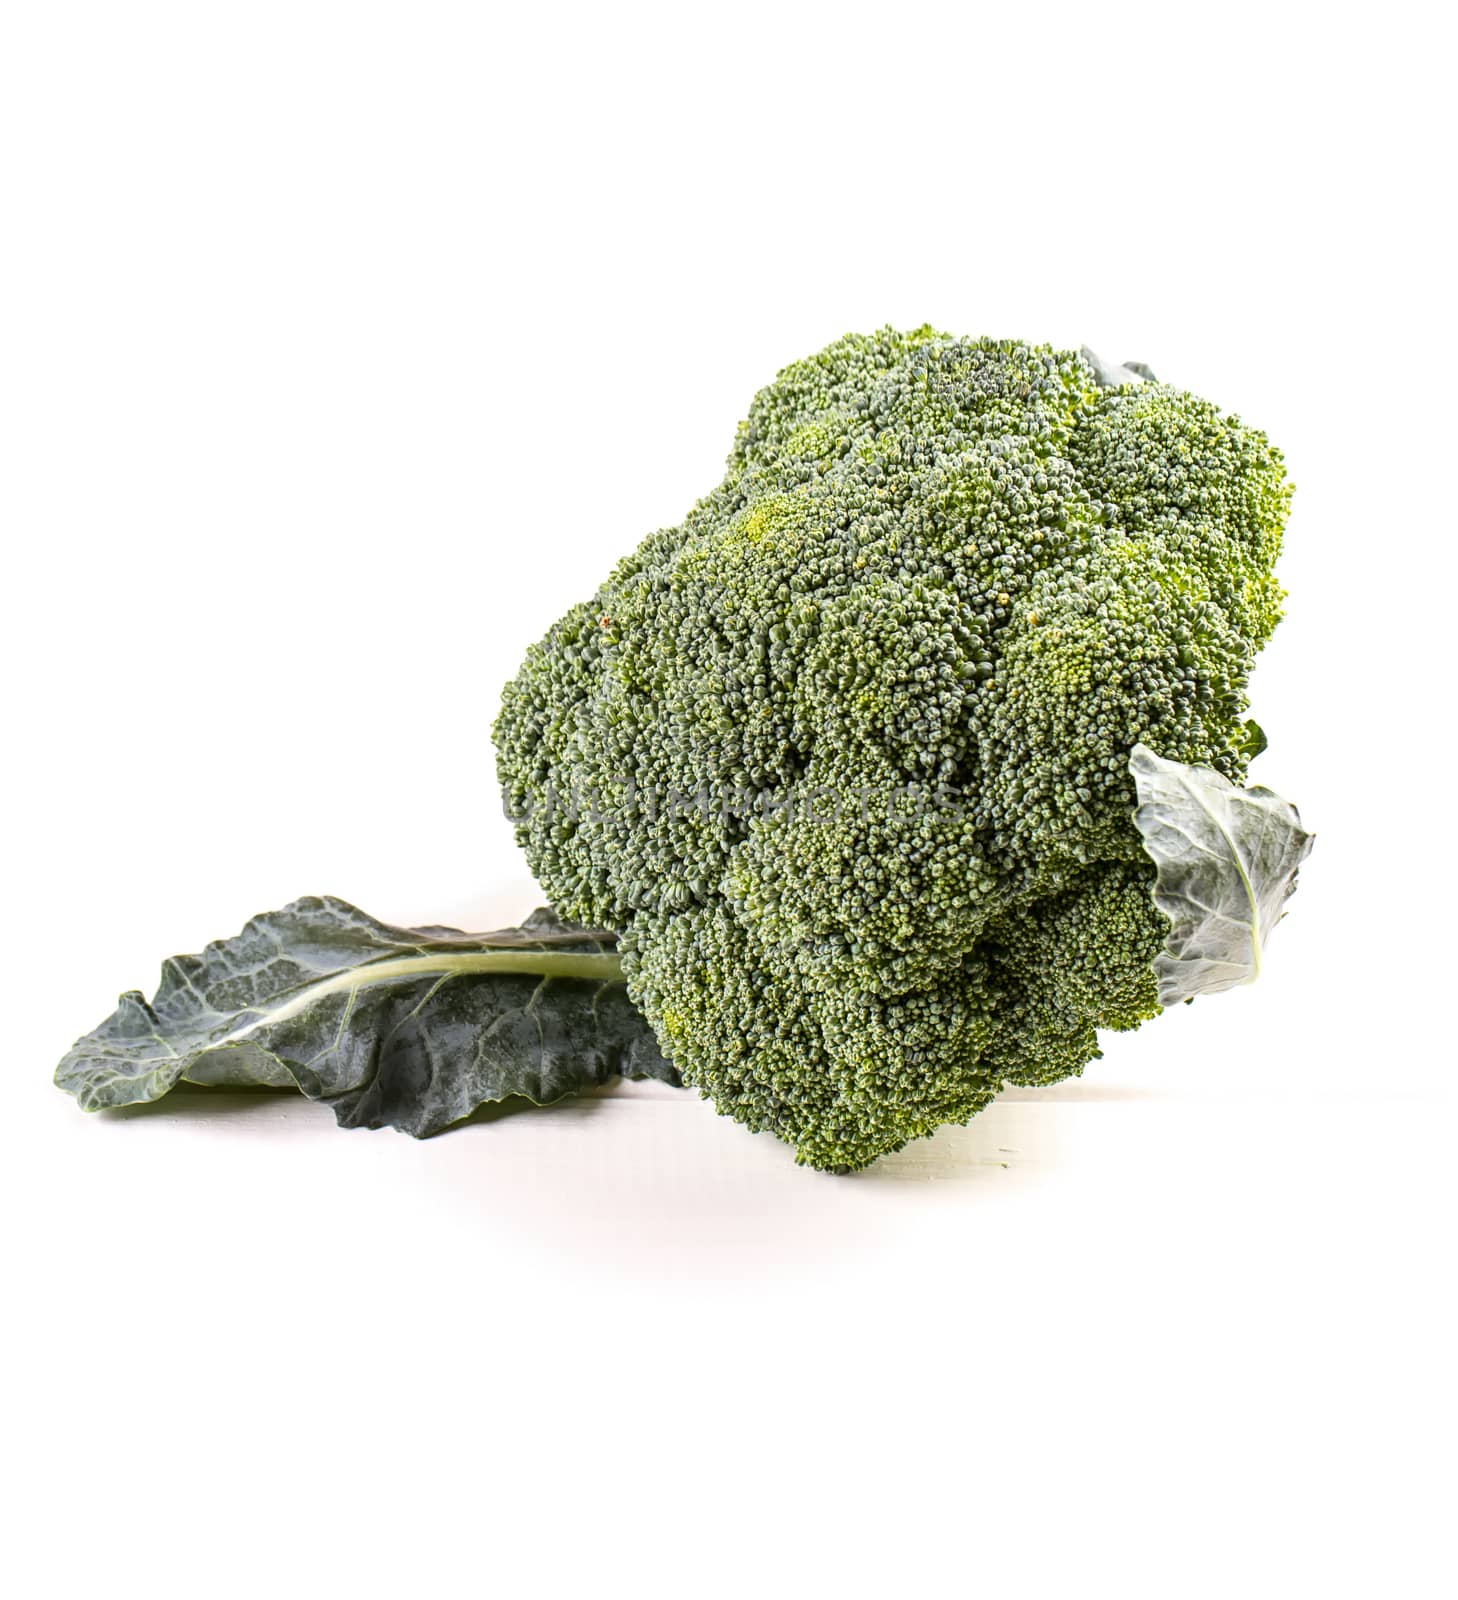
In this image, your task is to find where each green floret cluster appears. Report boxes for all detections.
[493,329,1292,1170]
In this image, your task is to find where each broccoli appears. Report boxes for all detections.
[56,330,1308,1167]
[493,329,1295,1171]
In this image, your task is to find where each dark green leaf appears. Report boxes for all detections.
[55,897,677,1135]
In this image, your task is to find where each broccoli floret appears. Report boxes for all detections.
[493,330,1293,1170]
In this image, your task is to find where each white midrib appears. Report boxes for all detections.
[1186,780,1262,983]
[222,949,625,1045]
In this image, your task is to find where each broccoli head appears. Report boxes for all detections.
[494,330,1293,1170]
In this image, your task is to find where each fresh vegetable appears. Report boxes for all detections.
[494,330,1309,1168]
[57,900,674,1129]
[56,331,1311,1169]
[1130,745,1313,1006]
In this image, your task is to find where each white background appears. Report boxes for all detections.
[3,4,1452,1596]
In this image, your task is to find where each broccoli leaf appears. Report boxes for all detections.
[1231,718,1269,763]
[1080,346,1156,387]
[55,896,677,1134]
[1130,746,1313,1006]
